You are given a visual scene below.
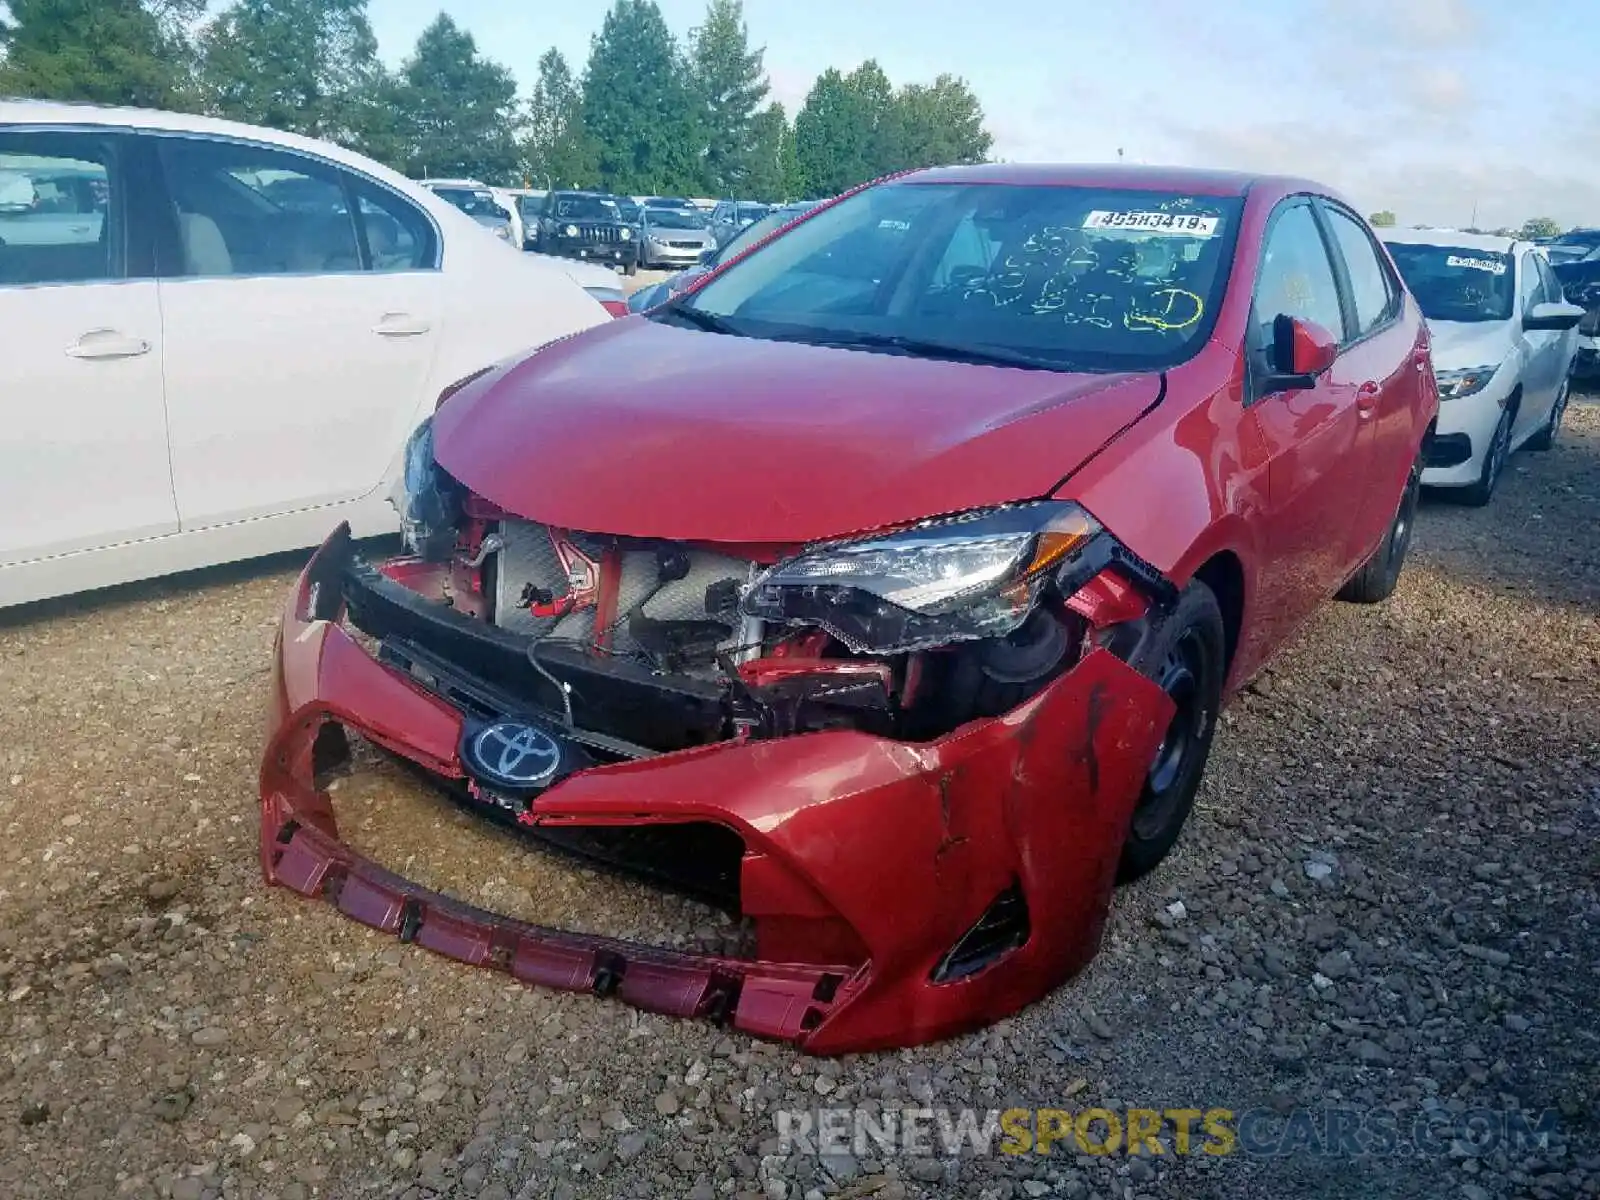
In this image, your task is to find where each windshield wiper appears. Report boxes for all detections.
[775,329,1071,371]
[654,302,745,336]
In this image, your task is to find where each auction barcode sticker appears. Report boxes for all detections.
[1445,254,1507,275]
[1084,210,1219,236]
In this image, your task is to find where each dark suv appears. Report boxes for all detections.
[538,190,639,274]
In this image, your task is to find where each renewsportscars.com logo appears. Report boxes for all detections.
[774,1105,1563,1160]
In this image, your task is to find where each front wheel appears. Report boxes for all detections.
[624,258,638,276]
[1461,404,1512,506]
[1338,447,1422,604]
[1116,581,1226,884]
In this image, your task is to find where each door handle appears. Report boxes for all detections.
[373,313,431,337]
[65,329,151,360]
[1355,381,1381,415]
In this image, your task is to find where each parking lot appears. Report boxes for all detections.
[0,398,1596,1200]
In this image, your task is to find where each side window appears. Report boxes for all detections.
[0,131,119,286]
[1517,254,1543,315]
[1534,256,1564,304]
[1252,202,1345,358]
[1322,206,1396,340]
[352,182,437,271]
[156,137,360,277]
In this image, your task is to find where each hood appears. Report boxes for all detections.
[1425,319,1516,370]
[432,319,1161,545]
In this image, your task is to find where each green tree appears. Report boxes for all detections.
[1518,216,1562,241]
[845,60,898,178]
[1367,210,1397,227]
[793,68,869,197]
[521,48,598,188]
[738,101,785,201]
[0,0,204,109]
[581,0,702,194]
[198,0,392,154]
[688,0,768,196]
[390,14,519,181]
[777,115,803,200]
[892,74,991,169]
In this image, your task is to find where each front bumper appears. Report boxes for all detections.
[643,242,710,266]
[542,236,638,267]
[1421,380,1511,488]
[260,526,1172,1053]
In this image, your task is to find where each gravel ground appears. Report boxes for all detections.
[1,401,1597,1200]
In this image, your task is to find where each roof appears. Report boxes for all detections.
[1,97,420,193]
[897,161,1333,198]
[1379,226,1524,253]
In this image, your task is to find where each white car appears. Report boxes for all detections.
[1383,228,1584,505]
[0,100,611,608]
[418,177,517,245]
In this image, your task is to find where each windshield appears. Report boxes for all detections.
[668,182,1243,371]
[735,203,770,223]
[645,208,706,230]
[553,193,615,220]
[432,187,501,218]
[612,198,640,221]
[516,195,542,217]
[1385,243,1515,322]
[720,206,812,259]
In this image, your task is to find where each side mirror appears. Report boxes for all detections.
[1524,300,1585,331]
[1265,314,1338,391]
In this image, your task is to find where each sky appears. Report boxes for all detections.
[369,0,1599,231]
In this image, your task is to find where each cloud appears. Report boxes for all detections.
[1407,66,1470,116]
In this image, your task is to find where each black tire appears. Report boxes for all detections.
[1461,403,1513,507]
[1525,381,1569,452]
[1337,447,1422,604]
[624,258,638,276]
[1116,580,1226,884]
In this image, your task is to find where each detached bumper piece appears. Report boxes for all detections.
[260,525,1174,1053]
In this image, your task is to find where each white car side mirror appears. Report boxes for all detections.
[1524,300,1585,332]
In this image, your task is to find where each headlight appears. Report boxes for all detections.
[619,227,631,240]
[392,418,460,561]
[1435,364,1499,400]
[564,224,579,237]
[742,502,1104,654]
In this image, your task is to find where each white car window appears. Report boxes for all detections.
[354,187,436,272]
[157,137,362,277]
[1518,254,1542,315]
[0,136,115,286]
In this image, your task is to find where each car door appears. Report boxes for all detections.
[149,134,443,530]
[1512,249,1557,440]
[1314,201,1420,568]
[1245,199,1374,644]
[1535,254,1579,384]
[0,127,176,571]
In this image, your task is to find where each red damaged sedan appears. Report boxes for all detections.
[261,164,1437,1054]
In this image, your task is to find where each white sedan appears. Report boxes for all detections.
[1383,228,1583,505]
[0,101,615,609]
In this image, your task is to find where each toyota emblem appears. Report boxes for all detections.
[465,721,562,789]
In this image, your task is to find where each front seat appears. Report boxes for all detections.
[178,212,232,276]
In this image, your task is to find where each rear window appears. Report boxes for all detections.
[1384,243,1514,322]
[673,181,1244,371]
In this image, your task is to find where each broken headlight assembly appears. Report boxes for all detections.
[392,417,463,561]
[741,501,1106,654]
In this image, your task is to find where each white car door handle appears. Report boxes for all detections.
[373,313,431,337]
[65,329,151,360]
